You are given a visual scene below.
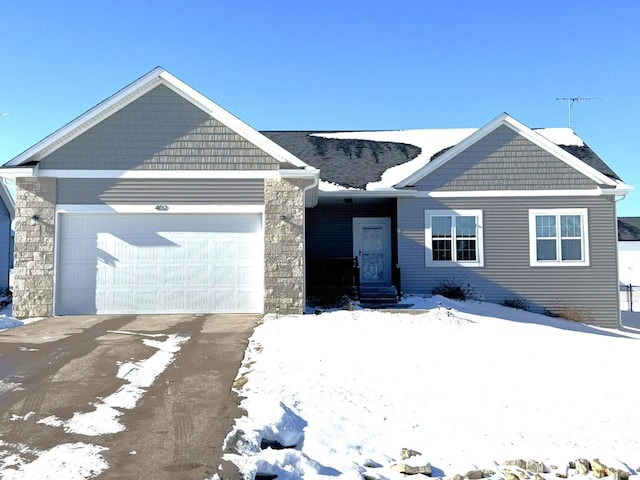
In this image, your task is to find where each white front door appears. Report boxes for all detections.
[353,217,391,285]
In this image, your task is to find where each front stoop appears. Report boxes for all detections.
[359,285,400,309]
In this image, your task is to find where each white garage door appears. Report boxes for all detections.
[56,213,264,315]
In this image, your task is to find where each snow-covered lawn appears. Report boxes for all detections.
[3,297,639,479]
[224,296,640,479]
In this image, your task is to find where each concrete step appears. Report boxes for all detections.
[359,285,399,307]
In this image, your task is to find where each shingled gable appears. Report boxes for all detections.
[395,113,625,190]
[4,67,312,172]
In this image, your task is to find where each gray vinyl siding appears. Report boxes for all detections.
[40,85,280,171]
[0,201,10,290]
[306,197,397,258]
[398,195,620,328]
[416,125,598,191]
[57,178,264,204]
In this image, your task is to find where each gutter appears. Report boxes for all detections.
[318,188,416,198]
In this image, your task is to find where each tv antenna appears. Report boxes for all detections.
[555,97,597,128]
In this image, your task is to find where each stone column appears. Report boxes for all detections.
[13,177,57,318]
[264,178,305,315]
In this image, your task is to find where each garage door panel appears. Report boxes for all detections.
[164,291,186,311]
[187,291,209,310]
[185,266,209,285]
[165,267,185,285]
[56,213,264,315]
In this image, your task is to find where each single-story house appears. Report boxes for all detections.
[0,181,14,291]
[0,68,632,327]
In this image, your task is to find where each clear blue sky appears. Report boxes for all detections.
[1,1,638,214]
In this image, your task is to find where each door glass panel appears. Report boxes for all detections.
[358,223,387,283]
[361,254,383,280]
[362,227,383,252]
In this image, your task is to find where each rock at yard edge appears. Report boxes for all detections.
[401,448,423,460]
[391,463,433,476]
[465,470,484,479]
[591,459,610,478]
[526,460,545,474]
[575,459,591,475]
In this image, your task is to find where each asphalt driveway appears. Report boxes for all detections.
[0,313,260,479]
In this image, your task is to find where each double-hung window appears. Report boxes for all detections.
[529,209,589,266]
[425,210,483,266]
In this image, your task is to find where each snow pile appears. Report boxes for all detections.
[223,296,640,479]
[0,442,108,480]
[314,127,584,191]
[0,313,43,331]
[0,314,22,331]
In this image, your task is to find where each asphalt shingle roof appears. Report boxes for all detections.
[618,217,640,241]
[262,130,622,188]
[557,144,621,181]
[261,131,421,189]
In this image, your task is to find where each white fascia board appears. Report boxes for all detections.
[157,72,310,169]
[611,182,634,195]
[7,69,166,166]
[56,204,265,214]
[38,169,282,179]
[396,114,508,188]
[500,115,617,187]
[319,189,416,198]
[0,167,36,178]
[279,168,320,178]
[7,67,310,171]
[418,188,615,198]
[396,113,617,188]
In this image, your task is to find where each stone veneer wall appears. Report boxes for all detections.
[13,177,57,318]
[264,178,305,314]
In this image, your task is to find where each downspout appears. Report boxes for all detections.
[301,171,319,313]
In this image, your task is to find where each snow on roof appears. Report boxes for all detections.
[313,129,475,190]
[534,127,585,147]
[313,127,587,191]
[318,179,360,191]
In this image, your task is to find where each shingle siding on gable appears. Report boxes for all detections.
[398,195,619,328]
[415,125,598,191]
[39,85,280,171]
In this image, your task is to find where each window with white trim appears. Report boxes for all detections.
[425,210,483,266]
[529,209,589,266]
